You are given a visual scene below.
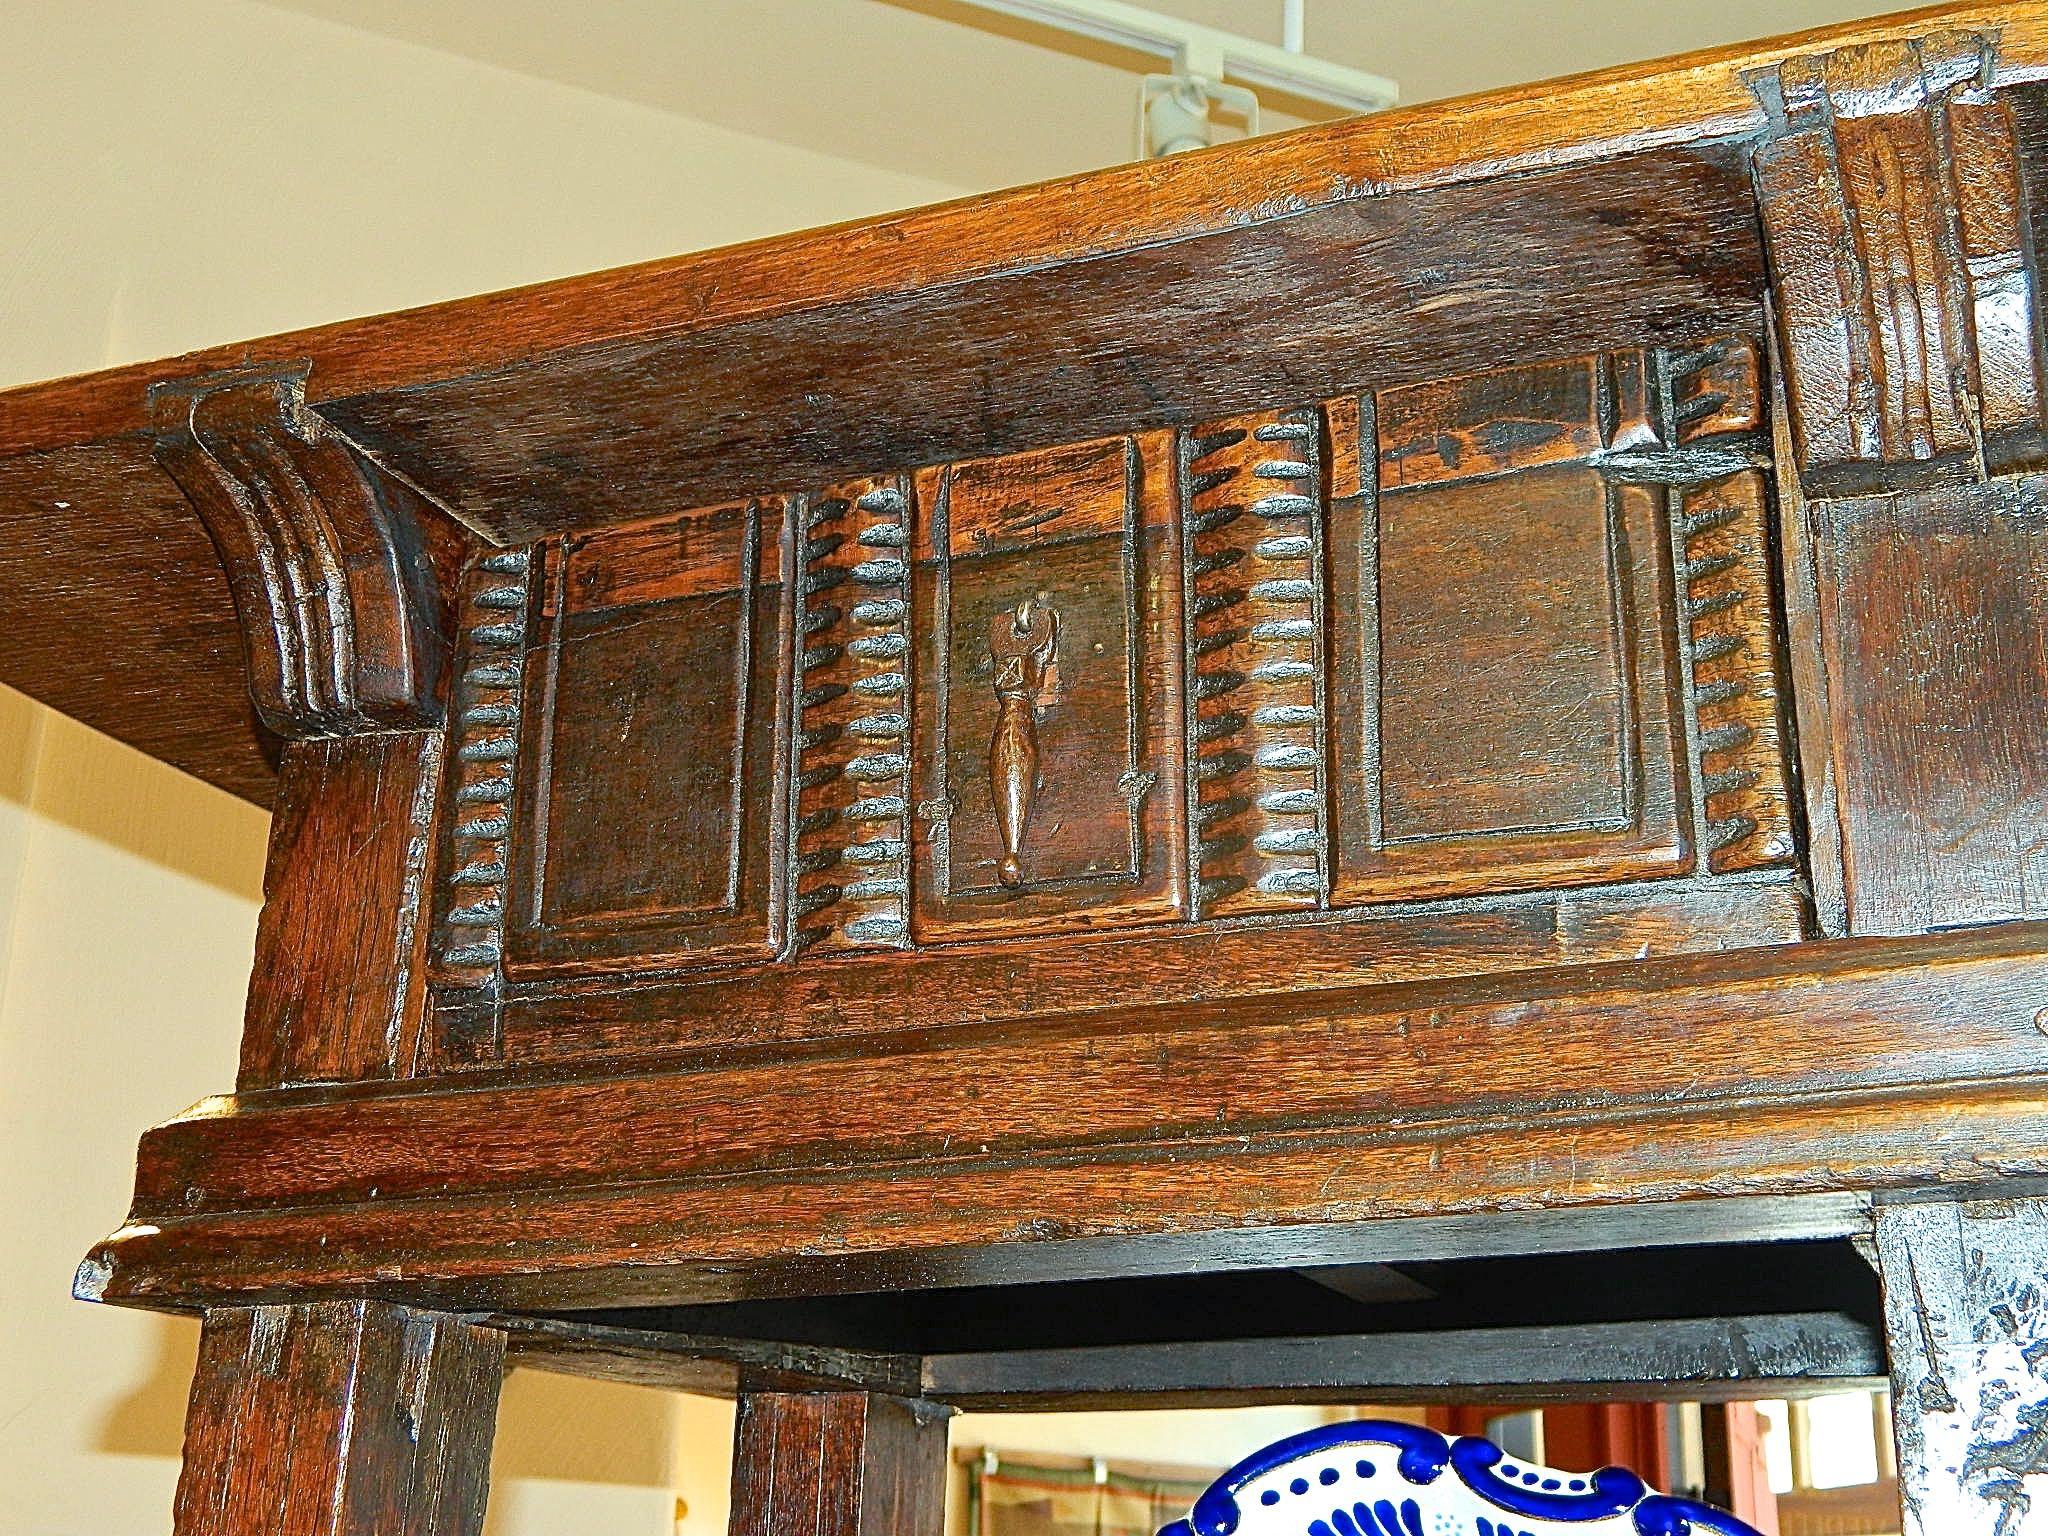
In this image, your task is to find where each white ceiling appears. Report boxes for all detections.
[259,0,1887,193]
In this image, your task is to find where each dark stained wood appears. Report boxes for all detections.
[1807,475,2048,935]
[77,925,2048,1309]
[171,1301,502,1536]
[1680,469,1797,874]
[911,434,1186,939]
[316,151,1764,542]
[919,1313,1886,1412]
[1875,1196,2048,1534]
[1341,466,1686,893]
[490,877,1805,1066]
[0,439,275,803]
[425,549,537,1003]
[492,1312,921,1398]
[133,925,2048,1222]
[81,1082,2042,1314]
[505,500,791,978]
[6,1,2044,465]
[730,1391,947,1536]
[1754,30,2048,497]
[1186,405,1329,915]
[241,732,443,1089]
[793,476,915,954]
[1327,343,1788,907]
[151,367,450,739]
[0,7,2039,812]
[24,5,2048,1525]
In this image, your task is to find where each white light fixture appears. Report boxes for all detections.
[937,0,1398,157]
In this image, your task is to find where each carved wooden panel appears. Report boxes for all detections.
[1668,340,1799,874]
[1753,31,2048,497]
[1331,357,1676,904]
[910,434,1187,939]
[1185,407,1330,916]
[503,500,793,976]
[792,477,913,954]
[418,343,1801,1058]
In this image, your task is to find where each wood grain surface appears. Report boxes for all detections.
[171,1301,503,1536]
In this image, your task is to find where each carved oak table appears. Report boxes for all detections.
[5,5,2048,1532]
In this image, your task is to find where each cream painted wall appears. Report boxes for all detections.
[0,1,959,1531]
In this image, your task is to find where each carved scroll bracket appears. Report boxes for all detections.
[1749,30,2048,497]
[150,364,449,738]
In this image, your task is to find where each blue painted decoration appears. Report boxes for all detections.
[1157,1421,1763,1536]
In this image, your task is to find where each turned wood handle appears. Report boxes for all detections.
[987,598,1059,889]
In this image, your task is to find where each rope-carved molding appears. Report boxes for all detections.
[1161,1421,1761,1536]
[150,365,446,739]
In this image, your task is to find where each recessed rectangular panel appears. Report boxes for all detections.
[506,500,790,975]
[1378,467,1633,843]
[1331,358,1691,906]
[911,433,1186,940]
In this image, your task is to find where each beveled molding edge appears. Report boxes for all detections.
[78,922,2048,1311]
[76,1076,2048,1314]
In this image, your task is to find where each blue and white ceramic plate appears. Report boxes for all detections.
[1158,1421,1763,1536]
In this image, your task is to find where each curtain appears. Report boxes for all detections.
[966,1455,1216,1536]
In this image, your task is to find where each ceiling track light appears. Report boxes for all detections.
[937,0,1399,157]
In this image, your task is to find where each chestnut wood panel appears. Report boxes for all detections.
[910,434,1185,938]
[730,1392,947,1536]
[172,1301,502,1536]
[1332,466,1688,899]
[241,732,443,1089]
[1326,343,1789,907]
[505,500,792,977]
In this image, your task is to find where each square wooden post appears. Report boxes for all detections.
[730,1389,949,1536]
[172,1300,504,1535]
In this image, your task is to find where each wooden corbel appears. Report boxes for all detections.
[150,365,449,738]
[1748,29,2048,498]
